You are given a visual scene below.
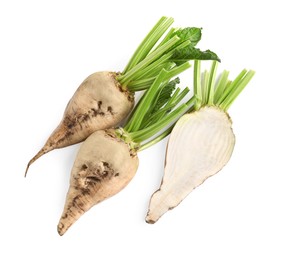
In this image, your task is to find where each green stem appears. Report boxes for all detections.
[171,87,190,105]
[194,60,202,110]
[138,125,174,151]
[142,87,181,126]
[145,103,177,125]
[122,17,174,74]
[207,61,218,105]
[165,62,191,80]
[129,104,189,143]
[138,96,196,150]
[118,36,180,87]
[193,60,255,111]
[202,70,210,105]
[153,28,176,51]
[217,69,247,105]
[127,77,156,91]
[128,54,172,82]
[126,59,172,91]
[220,70,255,111]
[213,70,230,103]
[166,87,181,105]
[124,69,169,133]
[118,38,191,90]
[185,96,195,107]
[147,85,191,126]
[126,62,190,132]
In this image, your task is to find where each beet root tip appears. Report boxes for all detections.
[145,215,156,224]
[24,146,54,177]
[57,222,67,236]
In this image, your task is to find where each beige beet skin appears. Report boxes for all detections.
[57,129,139,236]
[26,72,134,175]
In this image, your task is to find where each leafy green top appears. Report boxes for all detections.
[117,17,220,92]
[116,67,194,150]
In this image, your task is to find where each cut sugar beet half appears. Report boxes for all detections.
[146,60,255,224]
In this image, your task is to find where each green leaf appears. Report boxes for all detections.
[171,27,202,46]
[152,77,180,114]
[139,77,180,129]
[171,46,221,65]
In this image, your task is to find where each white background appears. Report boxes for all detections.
[1,0,283,259]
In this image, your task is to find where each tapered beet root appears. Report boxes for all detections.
[25,72,134,175]
[57,129,139,235]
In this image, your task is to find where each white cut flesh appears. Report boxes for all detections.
[146,106,235,223]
